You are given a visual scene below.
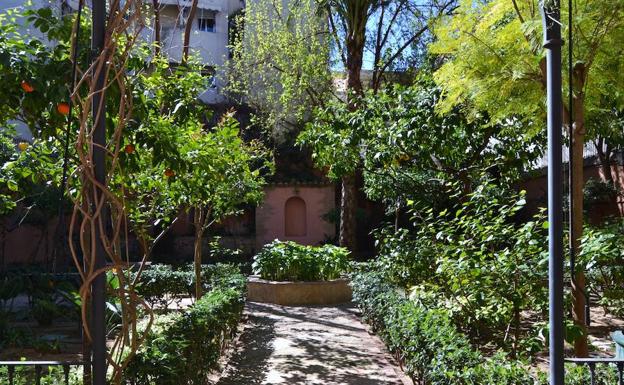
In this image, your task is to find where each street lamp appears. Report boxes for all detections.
[541,1,564,384]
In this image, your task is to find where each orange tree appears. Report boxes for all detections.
[116,53,272,299]
[175,113,273,299]
[0,8,84,269]
[0,7,85,137]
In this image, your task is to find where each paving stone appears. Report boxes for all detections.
[217,302,411,385]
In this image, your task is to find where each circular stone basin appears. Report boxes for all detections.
[246,275,352,306]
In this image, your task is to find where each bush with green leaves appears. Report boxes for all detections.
[0,365,83,385]
[133,263,244,308]
[252,240,350,281]
[350,271,536,385]
[373,183,549,355]
[579,220,624,317]
[124,278,245,385]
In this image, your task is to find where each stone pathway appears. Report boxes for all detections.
[217,302,411,385]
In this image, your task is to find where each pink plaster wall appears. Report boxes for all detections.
[522,164,624,223]
[255,185,335,249]
[1,218,60,268]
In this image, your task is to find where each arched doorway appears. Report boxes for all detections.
[284,197,307,237]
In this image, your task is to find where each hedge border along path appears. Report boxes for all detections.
[216,302,411,385]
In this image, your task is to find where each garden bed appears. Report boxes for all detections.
[247,275,352,305]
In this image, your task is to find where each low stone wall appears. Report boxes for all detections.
[247,275,352,306]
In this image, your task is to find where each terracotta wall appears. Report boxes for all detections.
[255,185,335,249]
[521,163,624,223]
[1,217,61,269]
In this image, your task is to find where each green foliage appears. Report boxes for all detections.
[583,178,620,207]
[252,240,350,281]
[0,128,67,218]
[0,365,83,385]
[579,220,624,316]
[373,183,549,352]
[0,6,83,136]
[556,364,619,385]
[125,279,246,385]
[298,97,362,179]
[134,263,245,308]
[300,82,542,212]
[430,0,624,143]
[175,113,272,222]
[227,0,332,139]
[31,298,60,326]
[350,271,536,385]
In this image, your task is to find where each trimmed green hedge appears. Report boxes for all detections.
[252,240,350,281]
[125,269,246,385]
[134,263,244,307]
[351,271,535,385]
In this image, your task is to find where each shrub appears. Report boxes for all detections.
[373,184,549,352]
[32,298,60,326]
[252,240,350,281]
[134,263,244,308]
[125,273,246,385]
[579,220,624,317]
[350,271,536,385]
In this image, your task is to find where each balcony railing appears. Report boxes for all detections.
[566,358,624,385]
[0,360,85,385]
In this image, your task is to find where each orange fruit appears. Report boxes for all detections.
[57,102,70,115]
[124,144,135,154]
[164,169,175,177]
[20,80,34,93]
[17,142,29,151]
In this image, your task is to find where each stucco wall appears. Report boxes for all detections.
[255,185,335,249]
[522,163,624,224]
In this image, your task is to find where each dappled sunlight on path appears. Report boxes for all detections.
[216,302,410,385]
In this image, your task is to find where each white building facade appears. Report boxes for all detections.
[0,0,244,107]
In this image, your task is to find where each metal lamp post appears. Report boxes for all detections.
[541,1,565,384]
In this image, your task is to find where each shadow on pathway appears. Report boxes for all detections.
[216,302,410,385]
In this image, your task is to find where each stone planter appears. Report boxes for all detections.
[246,275,352,306]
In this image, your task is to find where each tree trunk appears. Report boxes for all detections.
[339,2,368,251]
[595,137,614,183]
[152,0,161,56]
[512,302,520,359]
[345,16,365,97]
[193,206,205,299]
[340,174,358,250]
[182,0,199,63]
[571,63,588,357]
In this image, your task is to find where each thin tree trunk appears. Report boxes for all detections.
[339,2,367,251]
[345,25,365,96]
[340,174,358,250]
[595,137,614,183]
[152,0,161,56]
[193,206,206,299]
[182,0,199,63]
[512,302,520,359]
[571,64,588,357]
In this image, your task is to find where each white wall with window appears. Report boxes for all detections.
[197,9,216,32]
[151,0,242,67]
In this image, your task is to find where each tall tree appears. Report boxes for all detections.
[430,0,624,356]
[228,0,332,139]
[320,0,456,250]
[231,0,456,251]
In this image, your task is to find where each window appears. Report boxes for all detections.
[197,10,216,32]
[284,197,307,237]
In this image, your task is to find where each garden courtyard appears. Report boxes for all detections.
[1,0,624,384]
